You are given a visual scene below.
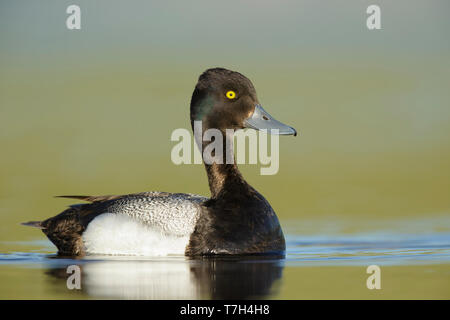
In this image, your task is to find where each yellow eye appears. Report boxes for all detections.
[226,90,236,99]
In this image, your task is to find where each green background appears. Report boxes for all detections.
[0,0,449,299]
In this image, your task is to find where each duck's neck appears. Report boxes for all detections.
[199,128,248,199]
[205,162,245,199]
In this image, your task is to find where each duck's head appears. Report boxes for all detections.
[190,68,297,136]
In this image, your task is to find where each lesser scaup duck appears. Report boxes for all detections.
[23,68,297,256]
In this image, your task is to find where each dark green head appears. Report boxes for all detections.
[190,68,297,136]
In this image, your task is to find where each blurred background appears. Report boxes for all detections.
[0,0,450,299]
[2,0,449,235]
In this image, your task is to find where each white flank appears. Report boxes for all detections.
[83,213,190,256]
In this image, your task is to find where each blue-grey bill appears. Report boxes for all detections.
[244,104,297,136]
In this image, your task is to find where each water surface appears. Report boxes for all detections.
[1,217,449,299]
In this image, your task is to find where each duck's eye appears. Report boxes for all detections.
[226,90,236,99]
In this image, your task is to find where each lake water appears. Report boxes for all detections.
[1,216,449,299]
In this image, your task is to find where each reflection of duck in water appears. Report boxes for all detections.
[24,68,297,256]
[191,257,284,299]
[46,256,284,299]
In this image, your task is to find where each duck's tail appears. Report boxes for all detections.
[21,221,46,229]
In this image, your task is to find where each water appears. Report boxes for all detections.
[0,217,449,299]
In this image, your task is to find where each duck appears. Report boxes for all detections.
[22,68,297,256]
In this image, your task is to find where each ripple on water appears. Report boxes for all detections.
[1,216,450,267]
[0,218,449,299]
[0,233,449,267]
[286,231,450,266]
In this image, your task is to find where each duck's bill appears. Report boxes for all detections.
[244,104,297,136]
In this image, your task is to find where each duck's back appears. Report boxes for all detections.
[101,192,205,236]
[29,192,207,256]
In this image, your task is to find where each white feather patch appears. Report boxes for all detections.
[83,261,198,299]
[82,213,190,256]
